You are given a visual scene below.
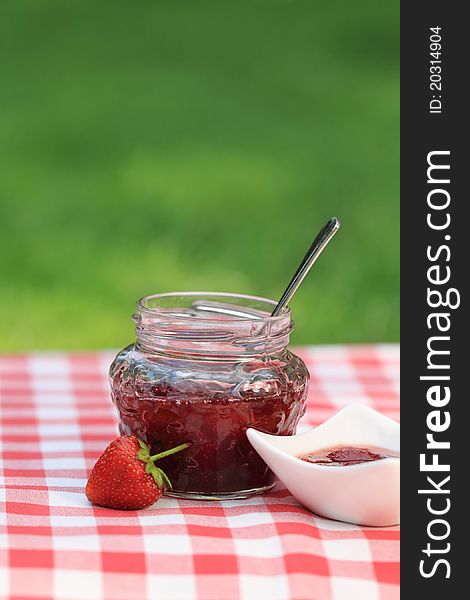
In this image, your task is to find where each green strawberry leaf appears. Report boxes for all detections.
[158,469,173,491]
[136,439,150,462]
[137,448,149,462]
[149,465,164,488]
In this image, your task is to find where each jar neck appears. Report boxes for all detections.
[132,293,294,358]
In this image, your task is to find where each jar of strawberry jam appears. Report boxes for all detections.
[110,292,309,499]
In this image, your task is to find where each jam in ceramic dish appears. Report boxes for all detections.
[300,446,399,466]
[110,293,309,499]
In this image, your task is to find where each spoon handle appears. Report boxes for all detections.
[271,217,341,317]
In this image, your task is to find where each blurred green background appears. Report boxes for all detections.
[0,0,399,351]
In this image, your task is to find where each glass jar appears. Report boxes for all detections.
[109,292,309,500]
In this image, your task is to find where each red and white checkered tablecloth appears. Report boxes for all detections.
[0,345,400,600]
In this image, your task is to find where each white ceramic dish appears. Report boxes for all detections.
[247,404,400,526]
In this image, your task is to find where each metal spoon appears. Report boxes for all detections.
[271,217,341,317]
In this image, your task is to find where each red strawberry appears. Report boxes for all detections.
[85,436,188,510]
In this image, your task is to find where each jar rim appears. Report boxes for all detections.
[136,291,291,324]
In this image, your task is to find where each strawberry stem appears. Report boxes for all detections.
[149,443,189,462]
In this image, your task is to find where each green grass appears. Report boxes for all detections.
[0,0,399,351]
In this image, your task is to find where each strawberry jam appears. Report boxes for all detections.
[109,293,310,499]
[300,446,399,466]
